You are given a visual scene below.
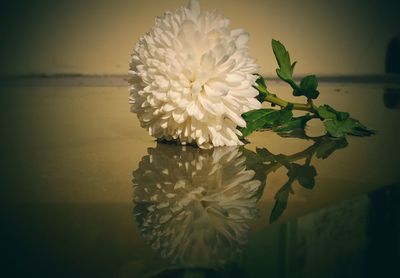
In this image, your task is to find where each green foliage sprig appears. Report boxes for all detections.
[239,40,375,139]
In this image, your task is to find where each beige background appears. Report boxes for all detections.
[0,0,399,76]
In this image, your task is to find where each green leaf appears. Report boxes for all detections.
[272,39,296,84]
[324,118,375,138]
[316,105,349,121]
[294,75,320,99]
[273,114,313,133]
[291,61,298,71]
[272,40,320,100]
[264,104,294,127]
[239,109,276,137]
[240,105,294,137]
[254,74,268,102]
[316,138,348,159]
[255,74,267,91]
[315,104,374,138]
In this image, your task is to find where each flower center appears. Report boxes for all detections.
[189,79,205,96]
[189,71,210,97]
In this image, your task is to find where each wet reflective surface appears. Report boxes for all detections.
[1,84,400,277]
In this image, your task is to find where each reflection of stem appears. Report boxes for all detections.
[285,136,327,162]
[255,140,318,182]
[244,135,347,223]
[263,136,325,174]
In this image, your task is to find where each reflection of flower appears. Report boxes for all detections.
[128,0,261,148]
[133,144,261,268]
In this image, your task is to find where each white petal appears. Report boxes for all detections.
[204,84,225,97]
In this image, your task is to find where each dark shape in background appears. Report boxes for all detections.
[386,35,400,74]
[384,34,400,109]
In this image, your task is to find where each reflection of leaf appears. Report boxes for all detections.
[316,138,348,159]
[255,147,274,158]
[270,158,316,223]
[269,181,292,223]
[241,148,269,200]
[242,147,283,201]
[242,134,350,224]
[290,164,317,189]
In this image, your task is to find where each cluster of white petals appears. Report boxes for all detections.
[129,0,261,148]
[133,144,261,268]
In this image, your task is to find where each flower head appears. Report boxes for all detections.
[133,144,261,268]
[129,0,261,148]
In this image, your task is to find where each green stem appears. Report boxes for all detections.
[264,91,315,112]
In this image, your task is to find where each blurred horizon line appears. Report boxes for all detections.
[1,74,400,87]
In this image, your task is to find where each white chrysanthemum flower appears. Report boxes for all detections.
[133,144,261,268]
[129,0,261,148]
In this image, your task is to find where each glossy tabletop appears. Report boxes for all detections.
[1,83,399,277]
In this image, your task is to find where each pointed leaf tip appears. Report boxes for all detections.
[271,39,294,83]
